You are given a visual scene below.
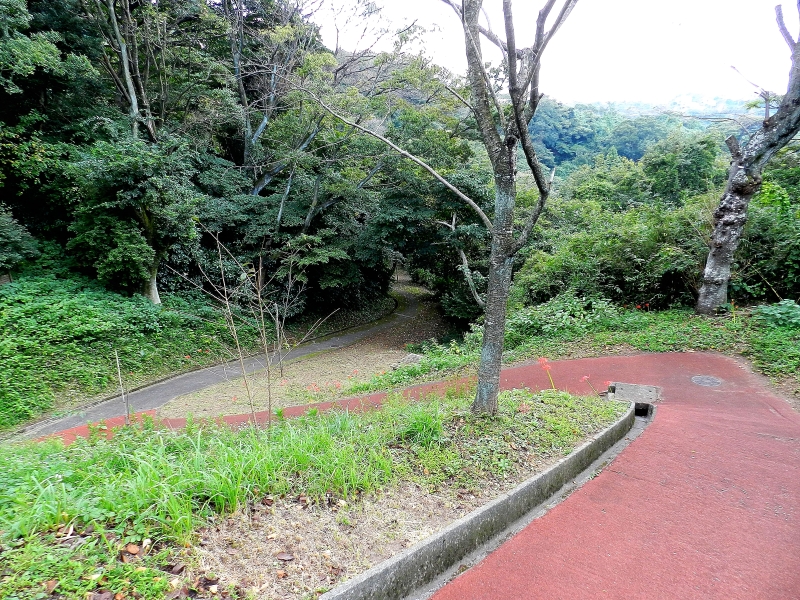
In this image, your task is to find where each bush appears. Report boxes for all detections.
[512,195,712,308]
[752,300,800,329]
[0,266,255,429]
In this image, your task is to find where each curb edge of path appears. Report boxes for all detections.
[320,401,637,600]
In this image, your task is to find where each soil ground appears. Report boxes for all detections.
[157,281,453,420]
[190,427,598,599]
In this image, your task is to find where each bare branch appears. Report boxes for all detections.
[776,5,797,51]
[725,134,742,159]
[441,82,478,116]
[436,214,485,307]
[440,0,520,57]
[298,87,494,230]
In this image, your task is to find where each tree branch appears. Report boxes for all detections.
[299,86,494,230]
[777,5,797,51]
[436,213,485,307]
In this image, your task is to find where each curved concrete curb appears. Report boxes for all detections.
[320,402,636,600]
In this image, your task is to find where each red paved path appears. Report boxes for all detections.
[43,353,800,598]
[433,353,800,600]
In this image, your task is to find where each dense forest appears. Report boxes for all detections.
[1,0,799,426]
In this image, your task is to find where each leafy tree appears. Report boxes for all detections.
[560,149,649,210]
[642,131,725,204]
[66,138,200,302]
[0,0,62,94]
[0,204,38,274]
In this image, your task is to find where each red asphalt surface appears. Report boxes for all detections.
[433,353,800,600]
[45,353,800,598]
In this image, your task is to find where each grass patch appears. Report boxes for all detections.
[349,295,800,397]
[1,265,402,432]
[0,388,624,599]
[0,271,259,430]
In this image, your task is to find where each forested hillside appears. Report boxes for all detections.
[1,0,799,427]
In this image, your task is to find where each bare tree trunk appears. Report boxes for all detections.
[697,4,800,314]
[143,268,161,305]
[474,188,515,412]
[696,151,760,313]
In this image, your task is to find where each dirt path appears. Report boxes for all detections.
[157,281,451,420]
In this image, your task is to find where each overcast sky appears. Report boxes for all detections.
[318,0,798,105]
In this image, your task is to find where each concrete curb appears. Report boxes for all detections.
[320,402,636,600]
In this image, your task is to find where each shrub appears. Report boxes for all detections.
[752,300,800,329]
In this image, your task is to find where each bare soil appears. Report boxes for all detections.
[191,442,570,599]
[157,283,452,421]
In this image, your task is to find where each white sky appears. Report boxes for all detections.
[318,0,799,105]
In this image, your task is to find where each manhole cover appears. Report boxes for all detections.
[691,375,722,387]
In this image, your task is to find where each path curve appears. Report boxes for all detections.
[430,352,800,599]
[33,352,800,598]
[19,287,420,440]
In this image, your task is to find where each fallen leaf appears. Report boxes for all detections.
[114,593,125,600]
[135,567,147,573]
[209,584,218,594]
[276,552,295,561]
[170,563,186,575]
[43,580,58,594]
[276,570,287,579]
[125,544,140,555]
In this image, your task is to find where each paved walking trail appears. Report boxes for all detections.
[33,351,800,598]
[432,352,800,599]
[19,288,420,440]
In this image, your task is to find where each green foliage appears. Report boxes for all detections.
[513,195,712,307]
[0,0,62,94]
[752,300,800,329]
[641,131,726,204]
[0,204,38,272]
[66,138,200,292]
[0,387,623,598]
[503,293,622,346]
[559,149,649,209]
[0,257,253,429]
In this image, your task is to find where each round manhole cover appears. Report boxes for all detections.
[691,375,722,387]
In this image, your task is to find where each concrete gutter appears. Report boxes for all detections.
[320,401,636,600]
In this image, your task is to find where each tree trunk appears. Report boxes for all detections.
[696,167,759,314]
[696,4,800,313]
[473,169,516,414]
[143,267,161,305]
[474,246,514,413]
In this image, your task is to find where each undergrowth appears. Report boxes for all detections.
[0,388,623,599]
[0,271,258,430]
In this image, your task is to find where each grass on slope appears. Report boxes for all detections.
[0,272,255,430]
[0,388,624,600]
[349,294,800,398]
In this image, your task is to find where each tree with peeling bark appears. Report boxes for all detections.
[303,0,577,414]
[696,3,800,314]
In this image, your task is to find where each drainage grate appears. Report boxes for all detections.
[691,375,722,387]
[610,382,659,418]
